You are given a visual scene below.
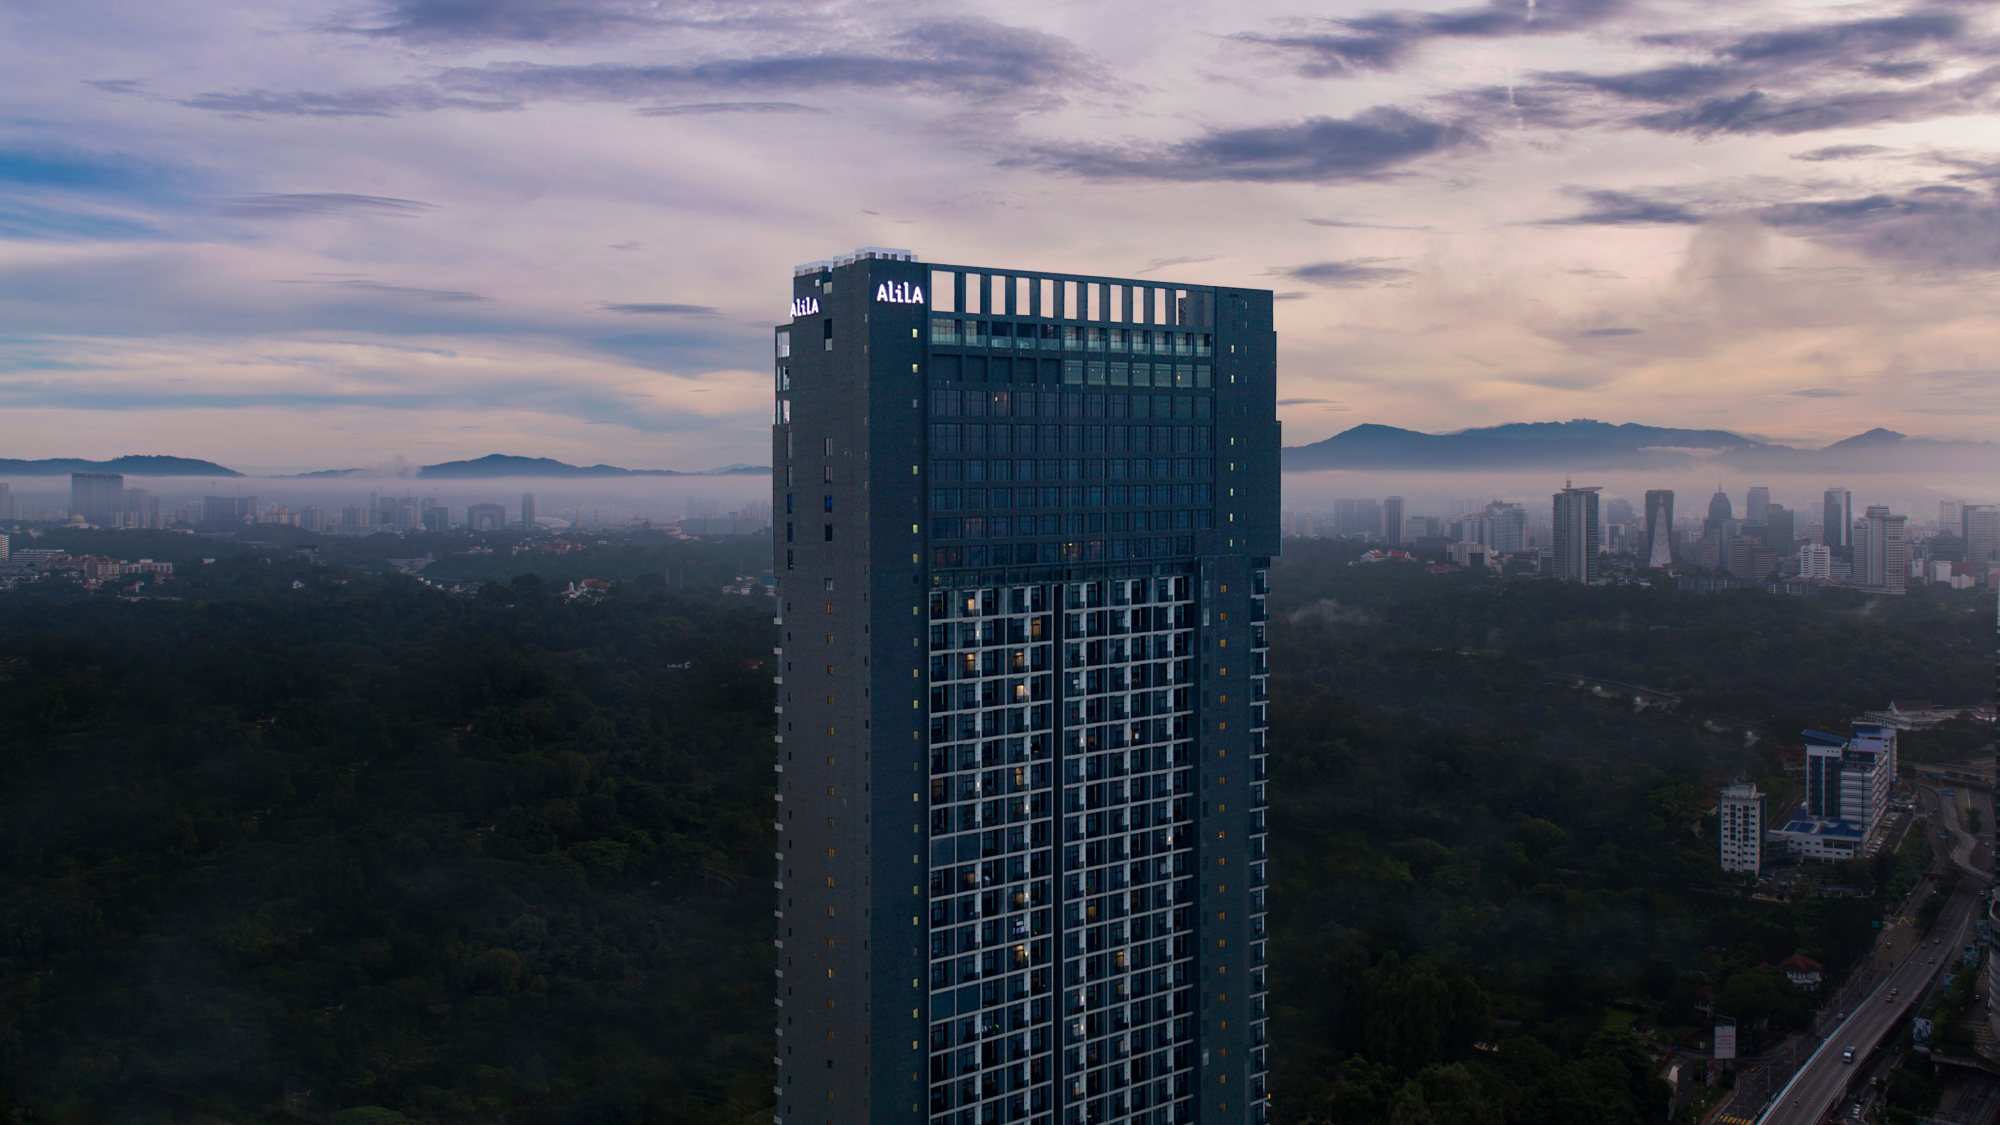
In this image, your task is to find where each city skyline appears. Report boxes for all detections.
[4,2,2000,470]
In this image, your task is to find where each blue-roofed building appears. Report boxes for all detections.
[1778,720,1898,864]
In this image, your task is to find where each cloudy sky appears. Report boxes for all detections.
[2,0,1998,472]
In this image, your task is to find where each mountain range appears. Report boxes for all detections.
[0,454,770,478]
[1282,420,1998,472]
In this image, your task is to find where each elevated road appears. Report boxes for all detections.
[1757,884,1980,1124]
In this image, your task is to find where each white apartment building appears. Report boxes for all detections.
[1798,542,1831,580]
[1720,782,1764,874]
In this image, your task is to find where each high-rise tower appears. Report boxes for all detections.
[1551,484,1601,583]
[771,249,1278,1125]
[1642,490,1675,568]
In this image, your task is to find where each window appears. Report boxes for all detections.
[776,330,791,358]
[824,524,834,542]
[785,493,794,514]
[822,318,834,351]
[824,496,835,513]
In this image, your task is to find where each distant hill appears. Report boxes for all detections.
[1283,420,1996,472]
[416,455,771,479]
[0,455,244,477]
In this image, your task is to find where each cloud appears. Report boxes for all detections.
[1025,107,1469,183]
[1270,257,1415,287]
[1793,144,1894,162]
[1576,327,1641,337]
[1135,256,1217,274]
[221,193,437,218]
[1240,0,1631,77]
[321,279,493,302]
[1791,387,1856,397]
[182,85,518,117]
[1519,9,2000,138]
[341,0,689,45]
[1277,397,1342,405]
[1305,217,1433,230]
[437,20,1090,104]
[1760,187,2000,270]
[636,101,823,116]
[600,303,718,314]
[1540,189,1705,226]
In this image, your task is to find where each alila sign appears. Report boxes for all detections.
[791,297,820,317]
[875,281,924,305]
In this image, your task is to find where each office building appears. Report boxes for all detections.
[1964,504,2000,564]
[70,473,123,526]
[1727,540,1774,582]
[1855,505,1907,594]
[1798,543,1831,580]
[1745,486,1769,526]
[522,492,538,530]
[1930,531,1966,563]
[1775,723,1898,863]
[1550,484,1601,583]
[0,482,10,521]
[1718,782,1764,875]
[770,250,1276,1125]
[1763,504,1794,552]
[1447,541,1495,570]
[1704,490,1732,537]
[1641,490,1675,568]
[1823,488,1851,552]
[1381,496,1403,547]
[467,502,507,531]
[1941,500,1964,531]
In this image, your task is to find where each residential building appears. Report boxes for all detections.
[1719,781,1764,874]
[1382,496,1404,547]
[771,249,1275,1125]
[467,502,507,531]
[0,482,10,520]
[0,533,8,562]
[1333,498,1380,537]
[70,473,123,525]
[1775,955,1824,992]
[1642,489,1675,568]
[1799,543,1832,580]
[1855,504,1908,594]
[203,495,257,525]
[522,492,538,530]
[1823,488,1851,552]
[1550,484,1601,583]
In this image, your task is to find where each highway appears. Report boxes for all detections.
[1757,783,1991,1125]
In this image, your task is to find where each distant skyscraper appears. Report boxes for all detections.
[0,482,11,521]
[1764,504,1794,551]
[1941,500,1965,530]
[1642,490,1675,567]
[1746,486,1770,525]
[1382,496,1404,546]
[467,503,506,531]
[521,492,537,530]
[1483,501,1527,554]
[1823,488,1851,550]
[1798,543,1831,579]
[1857,504,1908,593]
[203,495,257,525]
[1964,504,2000,564]
[1551,484,1602,583]
[1333,498,1381,536]
[70,472,123,525]
[771,249,1275,1125]
[1704,489,1733,537]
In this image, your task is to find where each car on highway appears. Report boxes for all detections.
[1842,1046,1856,1063]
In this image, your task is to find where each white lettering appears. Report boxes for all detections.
[875,281,925,305]
[791,297,820,317]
